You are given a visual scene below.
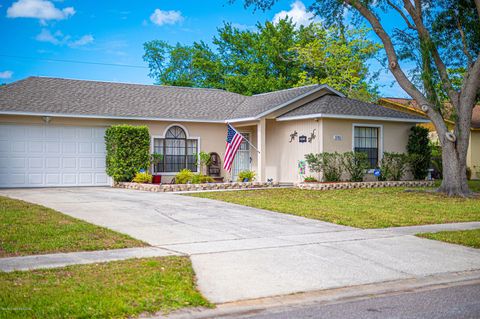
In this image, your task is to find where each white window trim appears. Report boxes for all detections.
[151,124,201,175]
[352,123,383,173]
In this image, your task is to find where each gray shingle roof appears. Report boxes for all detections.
[229,85,320,119]
[278,94,427,121]
[0,77,426,123]
[0,77,246,121]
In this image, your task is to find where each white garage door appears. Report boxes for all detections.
[0,124,110,187]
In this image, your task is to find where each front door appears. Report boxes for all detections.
[232,133,250,181]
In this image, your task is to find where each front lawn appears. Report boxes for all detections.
[0,196,146,257]
[187,186,480,228]
[417,229,480,249]
[0,257,211,319]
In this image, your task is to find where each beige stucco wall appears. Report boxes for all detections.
[265,118,322,183]
[0,115,228,183]
[468,131,480,179]
[265,118,415,183]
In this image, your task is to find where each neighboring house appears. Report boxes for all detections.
[0,77,427,187]
[379,97,480,179]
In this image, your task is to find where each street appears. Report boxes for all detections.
[220,283,480,319]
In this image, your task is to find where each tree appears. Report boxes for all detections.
[239,0,480,196]
[143,19,380,100]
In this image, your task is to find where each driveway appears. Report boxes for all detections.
[1,187,480,303]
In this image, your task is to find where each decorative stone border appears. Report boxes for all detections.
[113,181,280,193]
[295,180,434,190]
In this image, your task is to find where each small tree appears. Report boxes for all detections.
[407,126,432,180]
[196,151,211,175]
[342,151,369,182]
[105,125,150,182]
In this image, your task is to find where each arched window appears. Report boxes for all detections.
[153,126,198,173]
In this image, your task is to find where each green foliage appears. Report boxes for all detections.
[196,151,212,175]
[305,152,343,182]
[304,176,318,182]
[105,125,151,182]
[191,174,215,184]
[466,167,472,180]
[175,169,195,184]
[238,170,256,182]
[407,126,432,180]
[132,172,153,184]
[342,151,369,182]
[175,169,214,184]
[379,152,408,181]
[143,19,380,100]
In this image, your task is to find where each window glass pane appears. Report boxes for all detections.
[354,126,379,168]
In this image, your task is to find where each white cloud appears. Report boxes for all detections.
[273,1,316,28]
[0,71,13,79]
[150,9,183,26]
[69,34,94,47]
[7,0,75,21]
[36,29,93,47]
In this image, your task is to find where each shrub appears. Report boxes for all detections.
[342,151,369,182]
[132,172,153,184]
[238,170,256,182]
[105,125,150,182]
[466,167,472,180]
[430,140,442,179]
[305,152,343,182]
[175,169,194,184]
[196,151,211,175]
[379,152,408,181]
[191,174,214,184]
[304,176,318,182]
[407,126,431,180]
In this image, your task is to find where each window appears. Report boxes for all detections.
[153,126,198,173]
[354,126,379,168]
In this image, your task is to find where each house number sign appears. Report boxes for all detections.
[299,135,307,143]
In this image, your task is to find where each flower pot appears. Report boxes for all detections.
[152,175,161,184]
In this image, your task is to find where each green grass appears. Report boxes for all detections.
[187,186,480,228]
[0,196,146,257]
[0,257,212,319]
[434,180,480,192]
[417,229,480,248]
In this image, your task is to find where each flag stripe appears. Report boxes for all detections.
[223,124,244,172]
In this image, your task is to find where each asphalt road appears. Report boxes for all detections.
[221,283,480,319]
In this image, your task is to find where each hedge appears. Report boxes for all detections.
[105,125,150,182]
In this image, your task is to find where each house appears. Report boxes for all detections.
[379,97,480,179]
[0,77,427,187]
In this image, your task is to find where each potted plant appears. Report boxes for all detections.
[150,153,163,184]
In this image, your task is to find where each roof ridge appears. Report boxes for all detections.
[251,84,319,97]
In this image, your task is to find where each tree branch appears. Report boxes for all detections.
[475,0,480,20]
[342,0,448,136]
[386,0,416,30]
[402,0,459,108]
[456,16,473,65]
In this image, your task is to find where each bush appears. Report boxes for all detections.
[407,126,431,180]
[196,151,211,175]
[132,172,153,183]
[379,152,408,181]
[105,125,150,182]
[305,152,343,182]
[191,174,214,184]
[238,170,256,182]
[466,167,472,180]
[342,152,369,182]
[304,176,318,182]
[430,140,442,179]
[175,169,214,184]
[175,169,195,184]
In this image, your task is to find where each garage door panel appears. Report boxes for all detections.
[0,124,110,187]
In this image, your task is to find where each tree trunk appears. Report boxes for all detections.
[437,142,471,196]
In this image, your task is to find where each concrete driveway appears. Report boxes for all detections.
[1,187,480,303]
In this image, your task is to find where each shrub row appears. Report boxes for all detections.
[305,151,416,182]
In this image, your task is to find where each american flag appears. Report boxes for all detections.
[223,124,244,172]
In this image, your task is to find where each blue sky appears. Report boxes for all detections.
[0,0,408,97]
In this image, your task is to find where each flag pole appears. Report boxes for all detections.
[227,123,261,154]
